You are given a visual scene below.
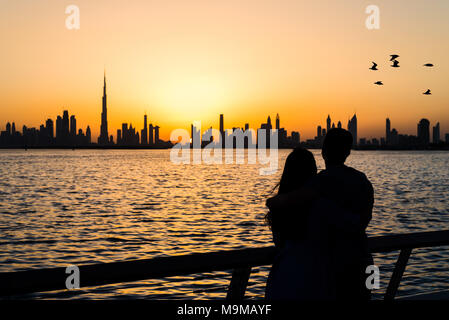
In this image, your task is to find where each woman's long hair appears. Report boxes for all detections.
[265,147,317,230]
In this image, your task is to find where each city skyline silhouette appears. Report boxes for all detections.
[0,72,447,150]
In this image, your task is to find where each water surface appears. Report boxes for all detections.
[0,149,448,299]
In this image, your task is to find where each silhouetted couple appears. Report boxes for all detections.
[265,128,374,300]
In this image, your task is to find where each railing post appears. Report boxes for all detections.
[226,267,252,300]
[384,248,412,300]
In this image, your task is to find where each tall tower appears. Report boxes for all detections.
[353,114,357,147]
[141,114,148,145]
[62,110,70,145]
[149,124,154,145]
[276,113,280,130]
[86,126,91,144]
[219,114,224,147]
[46,119,54,139]
[433,122,440,144]
[386,118,391,144]
[347,114,358,147]
[154,125,160,144]
[98,71,109,145]
[326,115,331,133]
[70,115,77,137]
[417,118,430,145]
[56,116,62,144]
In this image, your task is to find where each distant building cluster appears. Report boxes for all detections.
[301,114,447,150]
[377,118,445,149]
[304,114,358,148]
[0,110,91,147]
[0,73,169,148]
[116,115,161,147]
[98,73,168,147]
[260,114,301,148]
[0,73,447,150]
[190,113,301,149]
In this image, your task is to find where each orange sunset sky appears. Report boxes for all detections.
[0,0,448,141]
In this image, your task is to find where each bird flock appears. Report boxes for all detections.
[370,55,434,95]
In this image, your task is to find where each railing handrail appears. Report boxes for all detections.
[368,230,449,253]
[1,230,449,298]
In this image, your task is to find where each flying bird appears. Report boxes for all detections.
[370,62,378,70]
[423,63,434,67]
[390,55,399,61]
[374,81,383,85]
[391,60,400,68]
[423,89,431,95]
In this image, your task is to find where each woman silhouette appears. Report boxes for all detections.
[265,147,317,248]
[265,147,336,300]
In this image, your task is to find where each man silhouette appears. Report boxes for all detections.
[266,128,374,300]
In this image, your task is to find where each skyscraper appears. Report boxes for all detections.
[98,72,109,145]
[191,123,200,148]
[292,131,300,144]
[386,118,391,145]
[258,115,273,148]
[432,122,440,144]
[347,114,357,147]
[62,110,69,133]
[390,128,399,146]
[46,119,54,139]
[70,115,76,137]
[154,125,160,144]
[86,126,91,144]
[219,114,224,147]
[417,118,430,145]
[326,115,331,133]
[62,110,70,145]
[219,114,224,133]
[122,123,128,144]
[56,115,62,144]
[117,129,122,145]
[149,124,154,145]
[141,114,148,145]
[276,113,280,130]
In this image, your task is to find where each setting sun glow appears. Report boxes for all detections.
[1,0,448,141]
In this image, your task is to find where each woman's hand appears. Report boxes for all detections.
[266,184,319,211]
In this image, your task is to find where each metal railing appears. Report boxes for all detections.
[1,230,448,300]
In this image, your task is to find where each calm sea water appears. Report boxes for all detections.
[0,149,448,299]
